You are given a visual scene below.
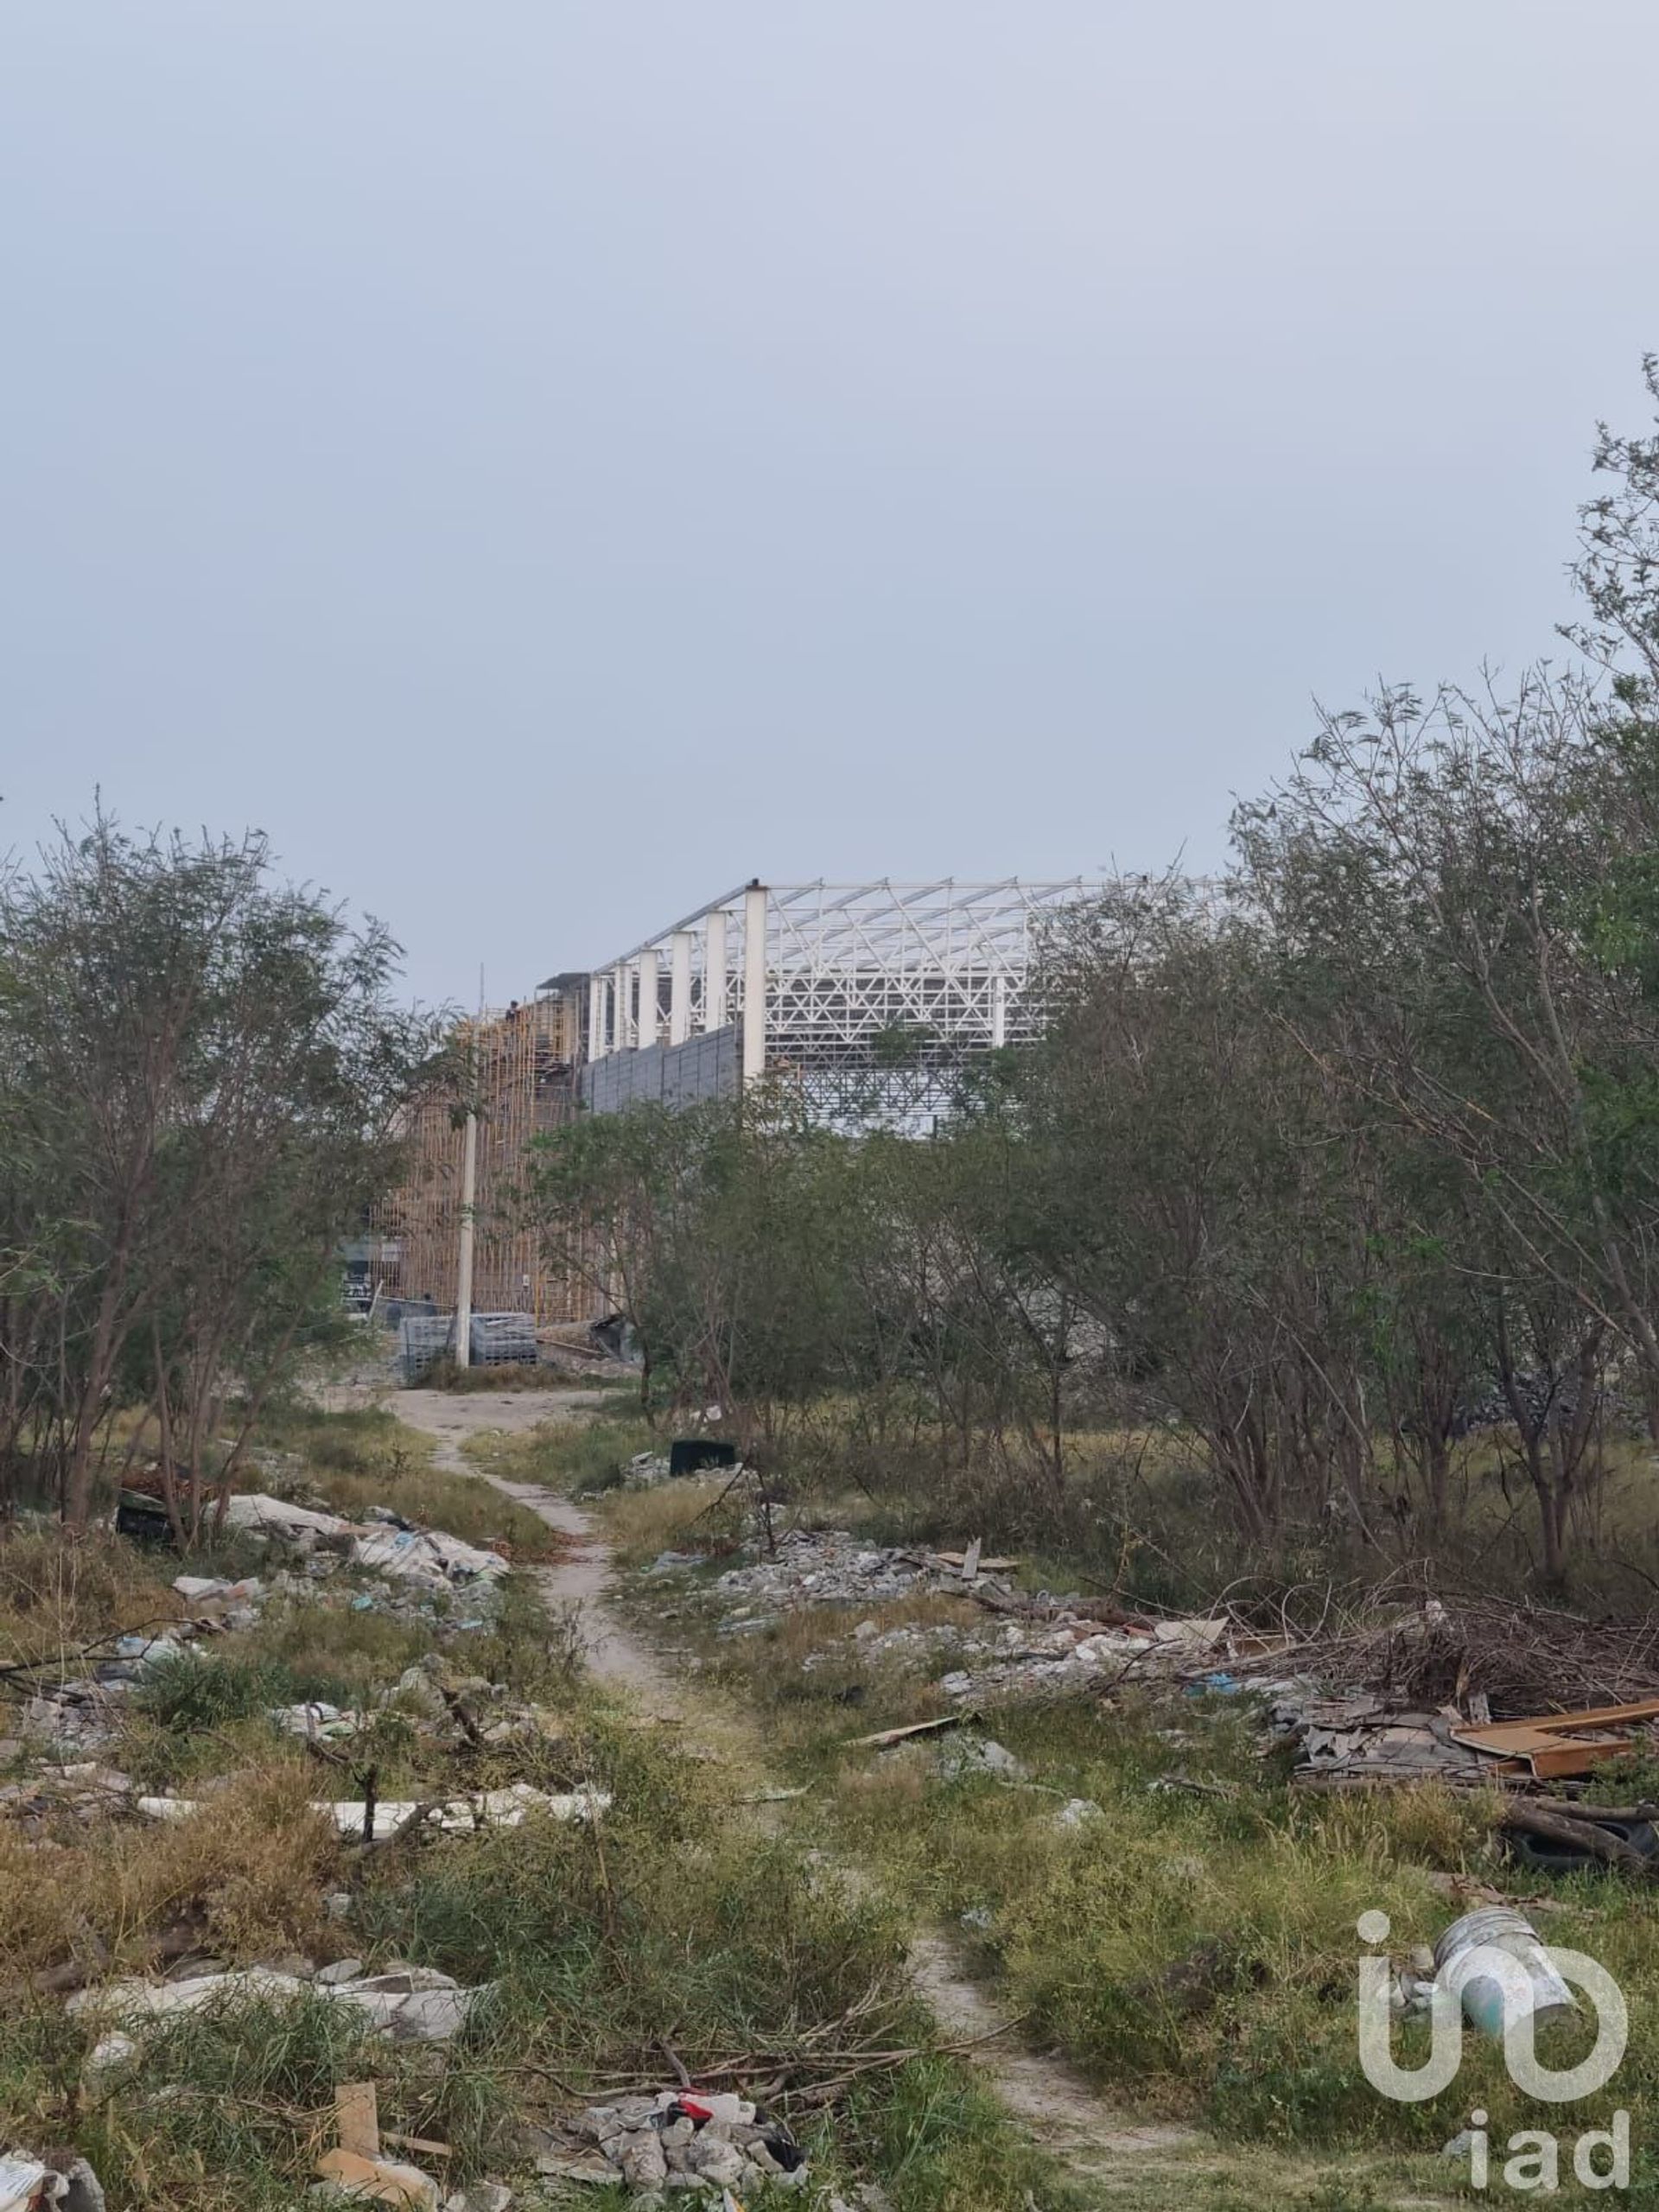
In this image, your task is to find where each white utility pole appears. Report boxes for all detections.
[454,1030,479,1369]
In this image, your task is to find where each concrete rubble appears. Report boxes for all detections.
[933,1611,1243,1705]
[0,2154,105,2212]
[709,1528,1005,1611]
[224,1493,509,1590]
[0,1477,611,2204]
[534,2088,806,2197]
[67,1960,492,2044]
[1265,1689,1493,1785]
[668,1525,1270,1705]
[622,1452,676,1489]
[3,1656,576,1831]
[3,1497,520,1774]
[135,1778,610,1840]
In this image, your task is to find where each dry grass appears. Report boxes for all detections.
[249,1403,563,1559]
[0,1527,185,1674]
[0,1761,345,1982]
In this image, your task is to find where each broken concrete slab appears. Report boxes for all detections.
[224,1494,507,1588]
[137,1781,609,1843]
[67,1962,492,2044]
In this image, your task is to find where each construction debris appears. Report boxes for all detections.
[224,1494,508,1588]
[1268,1691,1492,1786]
[1451,1699,1659,1780]
[0,2156,105,2212]
[315,2082,446,2209]
[1271,1683,1659,1791]
[315,2148,439,2209]
[709,1529,1014,1611]
[696,1523,1296,1704]
[135,1780,609,1842]
[67,1961,492,2044]
[536,2089,806,2197]
[846,1714,968,1751]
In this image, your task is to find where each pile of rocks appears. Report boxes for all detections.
[10,1676,129,1761]
[540,2089,805,2198]
[709,1529,1006,1612]
[621,1452,675,1489]
[0,1761,135,1833]
[10,1491,518,1769]
[935,1611,1239,1705]
[688,1526,1262,1705]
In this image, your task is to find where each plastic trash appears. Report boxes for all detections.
[1434,1904,1576,2037]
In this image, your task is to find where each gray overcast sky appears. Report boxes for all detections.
[3,3,1656,1007]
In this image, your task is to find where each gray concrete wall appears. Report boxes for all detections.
[580,1022,740,1115]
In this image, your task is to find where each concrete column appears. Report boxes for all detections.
[990,973,1008,1048]
[637,947,661,1050]
[587,973,605,1061]
[669,931,693,1046]
[741,881,768,1087]
[613,961,632,1049]
[703,908,728,1032]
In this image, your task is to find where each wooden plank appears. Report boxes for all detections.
[335,2081,380,2160]
[847,1713,972,1750]
[1453,1696,1659,1779]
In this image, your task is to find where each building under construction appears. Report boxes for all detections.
[372,877,1102,1324]
[368,994,585,1324]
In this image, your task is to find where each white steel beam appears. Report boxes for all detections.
[669,930,693,1046]
[637,947,661,1050]
[741,881,768,1086]
[703,907,728,1032]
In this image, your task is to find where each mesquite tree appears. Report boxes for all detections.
[0,818,438,1530]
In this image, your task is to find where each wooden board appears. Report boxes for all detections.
[1452,1698,1659,1779]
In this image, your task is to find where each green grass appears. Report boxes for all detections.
[0,1400,1084,2212]
[461,1411,655,1497]
[602,1519,1659,2202]
[242,1399,563,1556]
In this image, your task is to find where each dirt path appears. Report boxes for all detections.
[908,1933,1200,2183]
[382,1389,1448,2209]
[386,1392,1215,2196]
[390,1387,677,1707]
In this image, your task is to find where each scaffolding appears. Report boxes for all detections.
[368,995,588,1323]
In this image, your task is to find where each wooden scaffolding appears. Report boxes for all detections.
[371,996,591,1323]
